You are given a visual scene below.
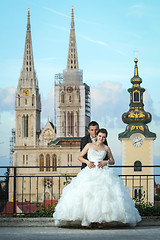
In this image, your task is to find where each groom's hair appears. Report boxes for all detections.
[97,128,108,137]
[88,121,99,129]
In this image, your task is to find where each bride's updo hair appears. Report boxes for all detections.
[97,128,108,137]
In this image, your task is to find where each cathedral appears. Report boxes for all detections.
[9,7,90,202]
[8,7,156,205]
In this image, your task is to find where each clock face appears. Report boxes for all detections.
[67,87,73,93]
[132,136,143,147]
[23,90,29,96]
[44,129,52,136]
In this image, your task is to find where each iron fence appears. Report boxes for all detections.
[0,165,160,216]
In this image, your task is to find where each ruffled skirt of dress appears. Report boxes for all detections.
[53,166,141,227]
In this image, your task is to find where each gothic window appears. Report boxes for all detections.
[71,59,73,64]
[23,155,25,165]
[26,67,28,71]
[71,66,73,69]
[71,112,74,136]
[30,67,31,71]
[26,155,28,165]
[68,112,71,135]
[46,154,50,171]
[61,93,64,103]
[26,62,28,65]
[52,154,57,171]
[32,95,34,106]
[69,96,72,102]
[40,154,44,172]
[67,154,73,166]
[133,91,140,102]
[134,161,142,172]
[25,99,27,105]
[74,66,76,69]
[22,115,29,138]
[18,95,20,106]
[30,61,31,65]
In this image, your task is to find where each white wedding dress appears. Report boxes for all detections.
[53,149,141,227]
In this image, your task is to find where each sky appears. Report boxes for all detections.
[0,0,160,177]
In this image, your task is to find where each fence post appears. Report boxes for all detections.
[13,167,17,215]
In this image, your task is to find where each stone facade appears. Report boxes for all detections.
[9,7,90,203]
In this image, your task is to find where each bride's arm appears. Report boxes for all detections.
[106,147,115,165]
[98,146,115,168]
[78,143,95,169]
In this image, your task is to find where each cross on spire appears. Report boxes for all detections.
[133,48,139,59]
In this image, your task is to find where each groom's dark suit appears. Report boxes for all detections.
[80,134,109,169]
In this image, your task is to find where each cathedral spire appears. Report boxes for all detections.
[67,5,79,70]
[20,8,36,82]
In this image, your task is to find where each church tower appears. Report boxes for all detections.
[119,54,156,203]
[54,6,90,138]
[15,9,41,147]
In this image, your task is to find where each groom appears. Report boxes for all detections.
[80,121,109,169]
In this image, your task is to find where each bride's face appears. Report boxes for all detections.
[97,132,106,143]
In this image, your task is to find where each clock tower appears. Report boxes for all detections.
[119,55,156,203]
[15,9,41,147]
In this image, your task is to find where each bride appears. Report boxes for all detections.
[53,128,141,227]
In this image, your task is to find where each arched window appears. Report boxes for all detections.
[61,93,64,103]
[71,112,74,136]
[22,115,29,138]
[18,95,20,106]
[40,154,44,172]
[24,115,28,137]
[133,91,140,102]
[32,94,34,106]
[46,154,50,171]
[134,188,142,199]
[52,154,57,171]
[134,161,142,172]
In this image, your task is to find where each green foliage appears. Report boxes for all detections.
[33,202,57,217]
[16,202,58,218]
[134,192,160,216]
[63,174,72,186]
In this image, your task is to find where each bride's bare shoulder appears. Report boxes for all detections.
[104,144,110,151]
[86,143,93,148]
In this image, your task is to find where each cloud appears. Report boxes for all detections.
[77,33,108,47]
[43,7,70,19]
[90,81,160,129]
[0,87,16,112]
[43,6,101,26]
[41,87,55,125]
[90,81,128,128]
[127,4,146,18]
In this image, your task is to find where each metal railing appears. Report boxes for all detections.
[0,165,160,217]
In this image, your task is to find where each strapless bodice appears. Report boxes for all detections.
[87,148,106,166]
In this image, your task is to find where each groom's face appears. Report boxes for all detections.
[88,125,99,138]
